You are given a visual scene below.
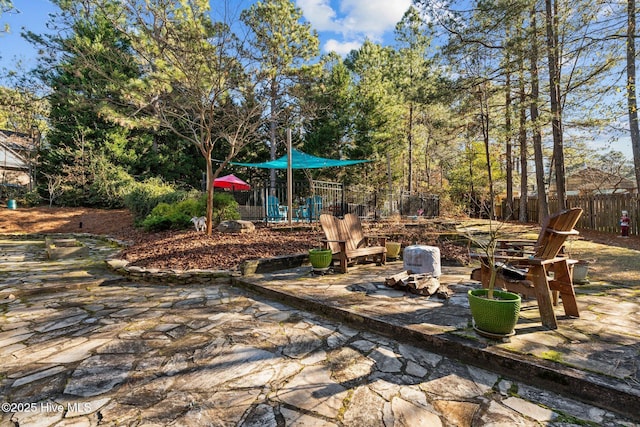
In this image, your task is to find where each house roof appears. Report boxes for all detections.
[0,130,37,172]
[0,130,37,151]
[565,167,636,193]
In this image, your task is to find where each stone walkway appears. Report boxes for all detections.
[0,235,638,426]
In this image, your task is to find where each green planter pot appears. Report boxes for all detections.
[308,249,333,269]
[468,289,521,337]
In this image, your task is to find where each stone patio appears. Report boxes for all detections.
[0,235,638,426]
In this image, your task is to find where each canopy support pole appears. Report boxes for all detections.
[287,129,293,226]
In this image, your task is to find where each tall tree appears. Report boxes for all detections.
[26,1,153,206]
[627,0,640,191]
[545,0,567,209]
[0,0,14,33]
[241,0,319,189]
[504,54,514,219]
[529,3,549,220]
[46,0,265,231]
[345,41,405,190]
[303,53,353,161]
[516,32,529,223]
[394,6,434,193]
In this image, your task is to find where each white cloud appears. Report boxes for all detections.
[297,0,412,54]
[296,0,341,32]
[338,0,411,40]
[323,39,362,56]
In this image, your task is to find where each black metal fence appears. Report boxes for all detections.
[233,179,439,222]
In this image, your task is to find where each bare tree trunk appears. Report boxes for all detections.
[269,78,277,191]
[518,49,528,223]
[467,137,476,217]
[424,127,432,188]
[628,0,640,190]
[545,0,567,209]
[505,69,514,220]
[408,102,414,192]
[530,5,549,222]
[205,146,215,235]
[479,84,495,218]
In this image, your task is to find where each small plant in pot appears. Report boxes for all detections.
[465,217,521,339]
[385,241,402,260]
[308,247,333,273]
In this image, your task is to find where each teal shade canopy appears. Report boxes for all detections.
[231,148,370,169]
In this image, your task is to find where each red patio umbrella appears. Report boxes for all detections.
[213,174,251,191]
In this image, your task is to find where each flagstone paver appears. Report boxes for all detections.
[0,235,638,426]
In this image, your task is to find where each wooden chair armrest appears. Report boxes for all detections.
[547,228,579,236]
[366,235,387,241]
[509,256,570,266]
[470,253,529,262]
[320,239,347,253]
[497,239,536,247]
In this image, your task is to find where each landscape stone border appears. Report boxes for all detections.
[105,253,310,285]
[105,258,234,285]
[45,236,89,259]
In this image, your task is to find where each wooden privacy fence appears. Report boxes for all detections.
[511,194,640,236]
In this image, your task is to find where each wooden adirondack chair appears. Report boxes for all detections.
[319,213,387,273]
[472,207,583,329]
[266,195,286,222]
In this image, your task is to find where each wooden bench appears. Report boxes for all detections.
[471,207,583,330]
[319,213,387,273]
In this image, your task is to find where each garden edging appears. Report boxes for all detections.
[105,258,234,285]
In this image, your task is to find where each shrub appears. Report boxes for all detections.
[175,197,206,219]
[211,192,240,224]
[22,190,41,207]
[140,191,240,232]
[86,159,135,208]
[41,153,135,208]
[141,202,192,231]
[123,178,188,222]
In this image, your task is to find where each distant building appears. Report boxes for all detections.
[0,129,39,194]
[567,167,637,194]
[563,167,637,195]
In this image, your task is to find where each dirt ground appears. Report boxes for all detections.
[0,207,315,271]
[1,206,639,272]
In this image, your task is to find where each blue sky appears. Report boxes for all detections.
[0,0,412,71]
[0,0,633,160]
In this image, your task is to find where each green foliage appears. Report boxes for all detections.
[211,192,240,224]
[241,0,319,75]
[344,41,405,188]
[303,54,353,164]
[41,151,135,208]
[22,190,41,207]
[123,178,188,222]
[30,2,203,205]
[175,197,206,219]
[141,192,239,231]
[85,155,135,208]
[141,202,192,231]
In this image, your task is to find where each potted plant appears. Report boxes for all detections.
[308,248,333,271]
[465,218,521,338]
[572,259,592,284]
[385,241,402,260]
[565,239,593,285]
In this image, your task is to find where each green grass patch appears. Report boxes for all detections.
[540,350,563,362]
